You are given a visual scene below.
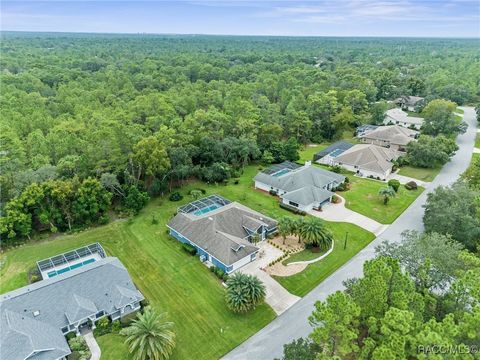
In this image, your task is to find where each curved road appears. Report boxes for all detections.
[223,107,477,360]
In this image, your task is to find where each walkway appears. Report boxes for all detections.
[308,195,388,236]
[83,331,101,360]
[222,107,477,360]
[239,242,300,315]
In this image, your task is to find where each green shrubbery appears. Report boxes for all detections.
[210,266,228,281]
[169,191,183,201]
[182,243,197,256]
[93,317,123,337]
[387,179,401,192]
[67,336,91,360]
[279,202,307,215]
[405,181,418,190]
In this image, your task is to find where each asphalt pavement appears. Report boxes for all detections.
[222,107,477,360]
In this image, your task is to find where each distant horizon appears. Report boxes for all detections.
[1,30,479,40]
[2,1,479,38]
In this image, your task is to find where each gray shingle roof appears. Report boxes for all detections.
[1,257,144,360]
[281,186,334,206]
[360,125,418,146]
[168,202,277,266]
[254,165,345,193]
[334,144,400,174]
[396,95,425,106]
[385,108,424,126]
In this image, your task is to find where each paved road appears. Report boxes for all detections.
[223,107,477,360]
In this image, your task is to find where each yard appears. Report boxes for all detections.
[274,223,375,297]
[475,134,480,149]
[397,165,441,182]
[340,176,424,224]
[0,164,377,360]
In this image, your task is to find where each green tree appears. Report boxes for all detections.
[225,273,266,313]
[378,186,396,205]
[277,216,294,245]
[120,307,176,360]
[421,99,459,136]
[132,135,171,186]
[406,135,458,168]
[299,217,333,251]
[423,182,480,251]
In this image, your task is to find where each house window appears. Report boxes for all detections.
[61,326,68,334]
[288,201,299,207]
[96,311,105,319]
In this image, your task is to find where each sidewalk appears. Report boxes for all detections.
[83,331,101,360]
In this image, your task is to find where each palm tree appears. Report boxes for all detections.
[379,186,396,205]
[278,216,293,245]
[120,307,176,360]
[300,217,334,251]
[293,217,307,244]
[225,273,266,313]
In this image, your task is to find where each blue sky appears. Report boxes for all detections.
[1,1,479,37]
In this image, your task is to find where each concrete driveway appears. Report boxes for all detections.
[308,195,388,236]
[239,242,300,315]
[83,331,101,360]
[388,172,430,187]
[222,107,477,360]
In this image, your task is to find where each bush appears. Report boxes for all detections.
[210,266,226,280]
[387,179,401,192]
[405,181,418,190]
[269,189,278,196]
[169,191,183,202]
[93,317,111,336]
[151,215,159,225]
[279,202,307,215]
[344,176,350,183]
[67,336,91,360]
[111,320,122,333]
[330,165,342,173]
[331,194,340,204]
[234,179,240,185]
[182,243,197,255]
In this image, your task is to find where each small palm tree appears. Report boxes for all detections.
[293,217,307,244]
[278,216,293,245]
[225,273,266,313]
[379,186,396,205]
[300,217,334,251]
[120,307,176,360]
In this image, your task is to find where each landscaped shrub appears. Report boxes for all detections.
[405,181,418,190]
[111,320,122,333]
[387,179,401,192]
[269,189,278,196]
[279,202,307,215]
[331,194,340,204]
[93,317,111,336]
[151,215,159,225]
[68,336,91,360]
[234,179,240,185]
[344,176,350,183]
[169,191,183,201]
[335,182,348,192]
[330,165,342,173]
[210,266,226,280]
[182,243,197,255]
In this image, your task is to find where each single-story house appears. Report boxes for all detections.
[355,124,378,137]
[0,250,144,360]
[395,96,425,112]
[313,141,354,165]
[332,144,400,180]
[254,162,345,212]
[358,125,418,152]
[384,108,424,130]
[168,196,277,274]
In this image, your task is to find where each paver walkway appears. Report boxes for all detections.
[83,331,101,360]
[308,195,388,236]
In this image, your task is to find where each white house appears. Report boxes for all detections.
[384,108,424,130]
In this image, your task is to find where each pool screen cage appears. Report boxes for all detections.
[36,243,106,274]
[262,161,301,175]
[177,195,231,214]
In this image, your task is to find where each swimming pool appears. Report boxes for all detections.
[47,258,96,278]
[272,168,290,177]
[193,204,221,216]
[329,149,346,158]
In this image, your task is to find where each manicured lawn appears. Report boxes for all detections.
[398,165,441,182]
[475,134,480,149]
[340,176,424,224]
[0,164,377,360]
[283,248,327,265]
[298,144,329,163]
[0,188,276,360]
[274,223,375,297]
[97,334,130,360]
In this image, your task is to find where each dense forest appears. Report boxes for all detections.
[1,33,479,242]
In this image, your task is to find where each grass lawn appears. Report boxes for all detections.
[340,176,424,224]
[397,165,441,182]
[475,134,480,149]
[283,248,327,265]
[0,164,377,360]
[97,334,130,360]
[298,144,329,163]
[274,223,375,297]
[456,108,464,114]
